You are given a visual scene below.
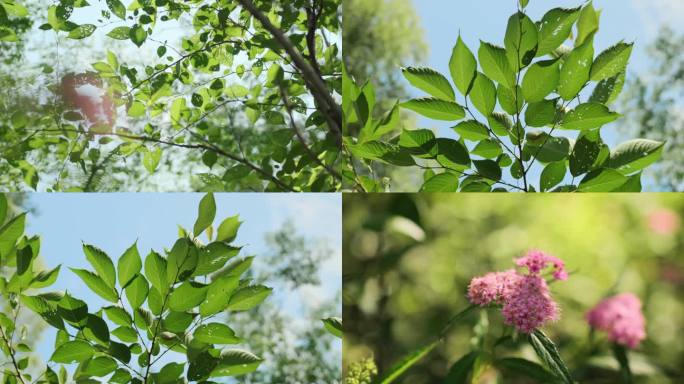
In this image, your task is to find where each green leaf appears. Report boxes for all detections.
[497,84,523,115]
[450,36,477,95]
[68,24,96,39]
[106,26,130,40]
[474,160,502,181]
[70,268,118,302]
[576,2,600,46]
[346,141,416,166]
[108,341,131,364]
[402,67,455,101]
[83,244,116,289]
[608,139,664,175]
[20,294,64,330]
[199,274,240,317]
[522,60,560,103]
[435,138,471,171]
[504,12,538,71]
[168,282,208,312]
[322,317,343,338]
[156,362,185,383]
[453,120,489,141]
[166,238,197,282]
[188,351,218,381]
[216,215,241,243]
[195,243,240,276]
[191,93,204,107]
[469,72,496,116]
[210,349,263,378]
[106,0,126,19]
[0,26,18,42]
[478,41,516,88]
[162,311,195,333]
[378,340,440,384]
[400,98,465,121]
[0,213,26,257]
[444,352,478,384]
[398,129,436,156]
[16,246,32,275]
[529,330,574,384]
[51,340,94,363]
[560,103,621,130]
[569,134,602,176]
[194,193,216,237]
[226,285,272,311]
[590,42,634,82]
[497,357,559,382]
[80,356,117,377]
[540,161,567,191]
[129,24,146,47]
[420,173,459,192]
[143,147,161,173]
[30,265,61,289]
[118,241,142,287]
[526,134,571,163]
[2,2,28,17]
[589,72,625,105]
[84,314,110,345]
[578,168,628,192]
[265,64,284,86]
[194,323,241,344]
[111,326,138,343]
[537,7,581,57]
[110,368,132,383]
[125,274,149,309]
[558,34,594,100]
[145,251,168,295]
[104,306,133,327]
[525,99,558,127]
[472,139,503,159]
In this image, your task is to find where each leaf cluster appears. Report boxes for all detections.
[342,1,664,192]
[1,193,273,383]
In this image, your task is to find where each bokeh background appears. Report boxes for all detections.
[343,194,684,383]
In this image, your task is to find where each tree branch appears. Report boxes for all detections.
[236,0,342,144]
[279,85,342,182]
[0,325,27,384]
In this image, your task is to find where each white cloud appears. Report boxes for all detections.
[631,0,684,34]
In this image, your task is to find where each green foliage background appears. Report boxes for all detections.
[343,194,684,383]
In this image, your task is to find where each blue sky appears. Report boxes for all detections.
[403,0,684,190]
[22,193,341,380]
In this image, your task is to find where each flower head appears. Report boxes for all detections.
[586,293,646,349]
[515,250,568,281]
[466,250,566,333]
[467,269,521,306]
[502,275,560,333]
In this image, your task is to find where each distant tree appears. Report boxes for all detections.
[343,0,427,106]
[621,27,684,191]
[231,222,341,383]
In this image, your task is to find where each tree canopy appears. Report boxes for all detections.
[0,0,342,192]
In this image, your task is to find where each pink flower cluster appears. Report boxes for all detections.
[586,293,646,349]
[515,249,568,280]
[467,250,566,333]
